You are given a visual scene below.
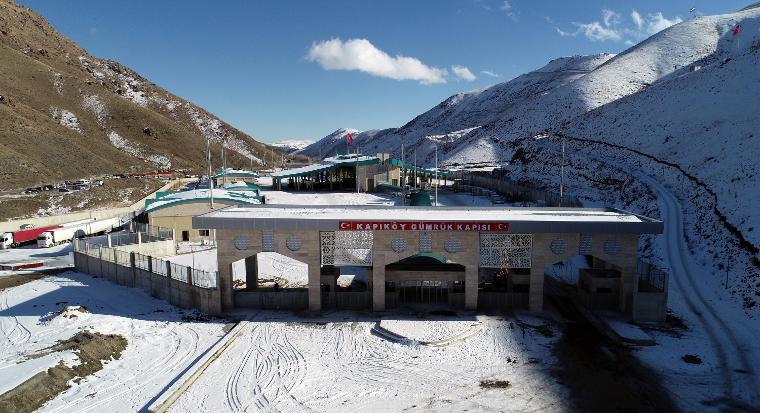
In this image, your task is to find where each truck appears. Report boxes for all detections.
[37,217,121,248]
[0,225,61,249]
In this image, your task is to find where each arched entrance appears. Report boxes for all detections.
[384,253,465,309]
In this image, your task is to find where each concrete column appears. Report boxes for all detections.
[307,259,321,311]
[137,232,142,245]
[129,252,136,288]
[219,262,234,310]
[245,255,258,290]
[529,256,547,313]
[107,234,112,247]
[464,265,478,310]
[372,253,386,311]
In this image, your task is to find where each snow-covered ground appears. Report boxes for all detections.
[171,312,569,412]
[0,271,229,412]
[0,243,72,274]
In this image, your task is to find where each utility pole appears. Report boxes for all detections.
[435,140,439,207]
[414,146,417,189]
[401,143,406,205]
[560,135,566,208]
[206,139,214,210]
[222,143,227,186]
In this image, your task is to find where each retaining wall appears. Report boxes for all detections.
[0,178,192,232]
[234,289,309,310]
[478,291,529,311]
[74,250,222,315]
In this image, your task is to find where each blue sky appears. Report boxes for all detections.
[20,0,749,142]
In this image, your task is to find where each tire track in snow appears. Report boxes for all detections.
[641,173,760,407]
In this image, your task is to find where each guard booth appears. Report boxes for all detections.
[193,205,665,321]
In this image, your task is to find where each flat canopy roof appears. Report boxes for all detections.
[193,205,663,234]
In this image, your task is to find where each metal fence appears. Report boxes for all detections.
[74,240,217,289]
[133,222,174,242]
[453,171,582,207]
[638,261,667,293]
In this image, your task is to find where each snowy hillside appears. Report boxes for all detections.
[299,127,362,157]
[302,6,760,311]
[271,139,314,154]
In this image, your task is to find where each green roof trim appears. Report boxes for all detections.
[376,182,403,192]
[388,158,452,176]
[410,190,433,206]
[395,252,450,265]
[145,195,262,214]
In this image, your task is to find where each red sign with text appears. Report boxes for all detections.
[338,221,509,232]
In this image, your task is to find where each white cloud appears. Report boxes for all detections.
[643,12,683,35]
[306,38,447,85]
[500,1,511,12]
[452,65,476,81]
[575,21,622,41]
[480,70,500,78]
[631,10,644,30]
[556,9,681,43]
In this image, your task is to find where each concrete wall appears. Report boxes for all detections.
[74,250,222,315]
[108,239,176,256]
[1,178,191,232]
[234,290,308,310]
[149,201,241,243]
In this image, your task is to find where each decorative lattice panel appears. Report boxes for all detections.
[443,236,461,253]
[391,237,407,253]
[550,239,567,256]
[479,234,533,268]
[579,234,592,255]
[262,230,275,252]
[419,231,433,253]
[286,236,302,252]
[321,231,373,266]
[234,235,250,251]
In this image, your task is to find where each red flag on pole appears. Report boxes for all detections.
[346,133,354,143]
[733,24,741,36]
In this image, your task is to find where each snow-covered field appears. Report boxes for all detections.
[0,271,229,412]
[0,244,73,274]
[171,312,569,412]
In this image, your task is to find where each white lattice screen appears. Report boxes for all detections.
[479,233,533,268]
[320,231,374,266]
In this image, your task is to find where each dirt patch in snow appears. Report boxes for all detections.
[0,331,127,413]
[0,273,48,290]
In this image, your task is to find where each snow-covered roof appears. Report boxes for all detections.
[219,181,260,192]
[213,168,259,178]
[145,189,261,213]
[271,154,379,179]
[194,205,662,234]
[270,154,450,179]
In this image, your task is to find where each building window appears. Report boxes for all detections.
[181,231,189,242]
[199,230,210,237]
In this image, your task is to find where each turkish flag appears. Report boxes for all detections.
[733,24,741,36]
[346,133,354,143]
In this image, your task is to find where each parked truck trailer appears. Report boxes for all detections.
[36,217,121,248]
[0,225,61,249]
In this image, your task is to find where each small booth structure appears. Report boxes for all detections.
[193,205,667,321]
[213,168,259,187]
[270,154,451,192]
[145,189,262,243]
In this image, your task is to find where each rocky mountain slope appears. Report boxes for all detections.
[0,0,276,191]
[303,5,760,309]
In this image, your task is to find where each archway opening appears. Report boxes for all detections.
[384,253,465,309]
